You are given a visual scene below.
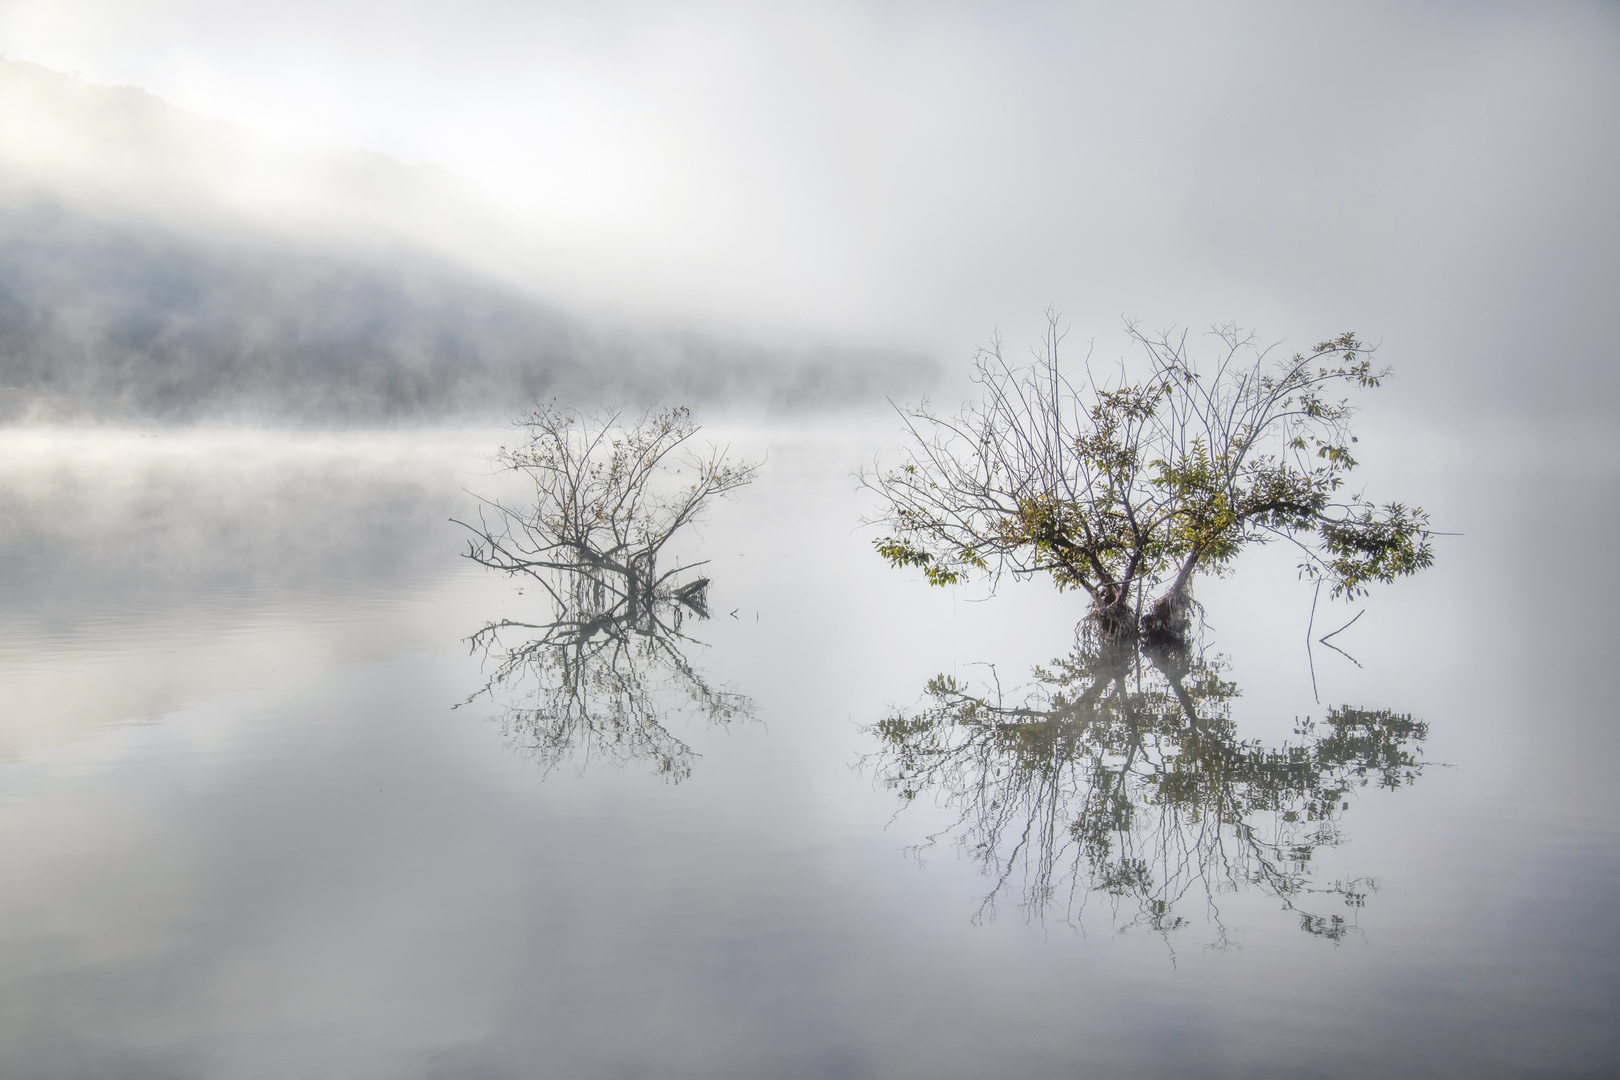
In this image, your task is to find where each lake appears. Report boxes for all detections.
[0,416,1616,1079]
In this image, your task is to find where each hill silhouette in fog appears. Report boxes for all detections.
[0,61,928,422]
[0,201,927,421]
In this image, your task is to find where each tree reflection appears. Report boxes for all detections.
[457,405,755,780]
[868,635,1427,942]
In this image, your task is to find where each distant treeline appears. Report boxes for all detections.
[0,201,929,422]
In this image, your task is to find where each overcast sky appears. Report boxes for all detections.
[1,0,1617,424]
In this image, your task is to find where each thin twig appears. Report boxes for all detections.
[1307,580,1321,704]
[1317,608,1365,669]
[1318,609,1364,644]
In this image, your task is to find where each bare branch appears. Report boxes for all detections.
[457,404,759,780]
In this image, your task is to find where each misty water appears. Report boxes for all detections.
[1,416,1617,1080]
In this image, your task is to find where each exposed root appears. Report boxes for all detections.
[1141,586,1191,645]
[1086,584,1198,675]
[1085,582,1140,649]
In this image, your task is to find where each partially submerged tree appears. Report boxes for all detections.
[866,315,1435,645]
[459,403,759,625]
[868,629,1428,940]
[455,404,758,779]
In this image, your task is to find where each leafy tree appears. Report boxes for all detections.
[866,315,1435,644]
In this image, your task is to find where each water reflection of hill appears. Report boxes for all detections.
[870,631,1428,942]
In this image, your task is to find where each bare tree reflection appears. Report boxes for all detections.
[456,405,757,780]
[868,635,1427,942]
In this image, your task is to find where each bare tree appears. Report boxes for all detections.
[455,404,758,779]
[865,314,1435,646]
[459,404,759,621]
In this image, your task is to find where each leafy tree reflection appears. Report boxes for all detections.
[457,405,757,780]
[869,635,1427,942]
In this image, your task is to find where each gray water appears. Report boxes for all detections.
[0,419,1616,1079]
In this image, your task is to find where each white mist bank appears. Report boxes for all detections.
[0,61,934,422]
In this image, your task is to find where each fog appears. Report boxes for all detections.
[0,60,930,420]
[2,7,1620,1077]
[0,193,928,421]
[2,2,1616,425]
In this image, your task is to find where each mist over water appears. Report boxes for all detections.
[1,5,1618,1077]
[0,421,1615,1078]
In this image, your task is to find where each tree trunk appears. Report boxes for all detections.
[1140,583,1193,662]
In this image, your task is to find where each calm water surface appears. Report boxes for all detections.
[0,420,1615,1079]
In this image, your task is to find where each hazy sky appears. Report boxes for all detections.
[2,0,1617,422]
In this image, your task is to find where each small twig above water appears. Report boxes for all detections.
[1307,581,1321,704]
[1318,608,1366,669]
[1319,609,1364,645]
